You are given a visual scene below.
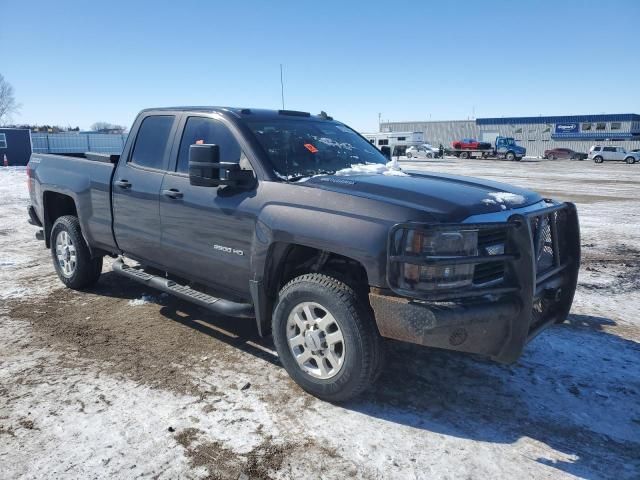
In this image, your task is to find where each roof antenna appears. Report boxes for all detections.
[280,64,285,109]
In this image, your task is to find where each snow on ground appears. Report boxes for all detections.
[1,163,639,479]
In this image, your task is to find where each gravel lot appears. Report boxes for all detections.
[1,159,639,479]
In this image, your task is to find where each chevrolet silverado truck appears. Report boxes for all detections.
[26,107,580,402]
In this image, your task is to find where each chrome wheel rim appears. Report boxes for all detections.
[55,230,77,278]
[286,301,345,380]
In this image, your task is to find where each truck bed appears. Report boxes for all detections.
[29,153,118,253]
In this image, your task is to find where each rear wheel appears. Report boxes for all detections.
[426,152,433,159]
[406,152,412,158]
[460,151,470,159]
[594,156,604,164]
[50,215,102,289]
[272,273,383,402]
[625,156,636,164]
[548,154,555,160]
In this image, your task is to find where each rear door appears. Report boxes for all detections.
[159,115,256,295]
[112,114,178,264]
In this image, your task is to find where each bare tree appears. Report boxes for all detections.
[0,74,20,125]
[91,121,126,133]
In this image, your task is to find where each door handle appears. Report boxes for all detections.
[162,189,183,199]
[115,179,131,189]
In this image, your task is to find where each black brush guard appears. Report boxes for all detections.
[370,202,580,363]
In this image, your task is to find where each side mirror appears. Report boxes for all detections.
[188,144,252,187]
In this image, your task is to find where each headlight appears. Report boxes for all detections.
[399,229,478,291]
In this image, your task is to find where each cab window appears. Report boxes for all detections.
[130,115,175,169]
[176,117,242,173]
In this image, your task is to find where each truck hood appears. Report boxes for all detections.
[514,145,527,154]
[300,168,542,221]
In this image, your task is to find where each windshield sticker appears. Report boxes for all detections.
[304,143,319,153]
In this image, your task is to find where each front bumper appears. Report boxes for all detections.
[371,202,580,363]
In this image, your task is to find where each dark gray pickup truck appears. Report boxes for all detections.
[27,107,580,401]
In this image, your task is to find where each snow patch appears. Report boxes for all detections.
[334,161,408,177]
[128,294,158,306]
[482,191,526,208]
[489,191,526,204]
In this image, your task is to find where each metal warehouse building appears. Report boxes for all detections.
[380,114,640,157]
[0,131,127,166]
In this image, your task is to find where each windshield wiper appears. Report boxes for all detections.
[286,170,336,182]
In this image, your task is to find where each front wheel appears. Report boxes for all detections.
[594,156,604,164]
[272,273,383,402]
[406,152,412,158]
[625,156,636,164]
[51,215,102,289]
[426,152,433,159]
[506,152,516,161]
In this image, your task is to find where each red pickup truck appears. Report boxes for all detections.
[452,139,493,150]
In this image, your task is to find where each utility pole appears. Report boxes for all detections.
[280,64,285,109]
[378,112,381,131]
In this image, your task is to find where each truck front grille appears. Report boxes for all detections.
[473,227,507,285]
[530,212,558,275]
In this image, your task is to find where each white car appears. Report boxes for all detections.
[588,145,639,164]
[406,144,440,159]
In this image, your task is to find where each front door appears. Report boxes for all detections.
[112,114,177,264]
[159,115,255,296]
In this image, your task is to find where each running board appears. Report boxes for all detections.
[112,259,254,318]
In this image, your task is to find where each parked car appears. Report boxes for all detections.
[543,148,588,161]
[26,106,580,402]
[588,146,640,164]
[406,144,439,159]
[452,138,493,150]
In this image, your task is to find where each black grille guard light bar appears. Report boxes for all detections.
[384,202,580,363]
[387,202,578,302]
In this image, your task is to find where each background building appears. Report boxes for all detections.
[0,130,127,166]
[380,114,640,157]
[0,128,32,166]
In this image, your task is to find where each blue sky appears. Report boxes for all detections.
[2,0,639,132]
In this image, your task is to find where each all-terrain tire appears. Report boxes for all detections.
[50,215,103,289]
[272,273,383,402]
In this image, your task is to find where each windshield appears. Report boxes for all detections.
[246,119,387,179]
